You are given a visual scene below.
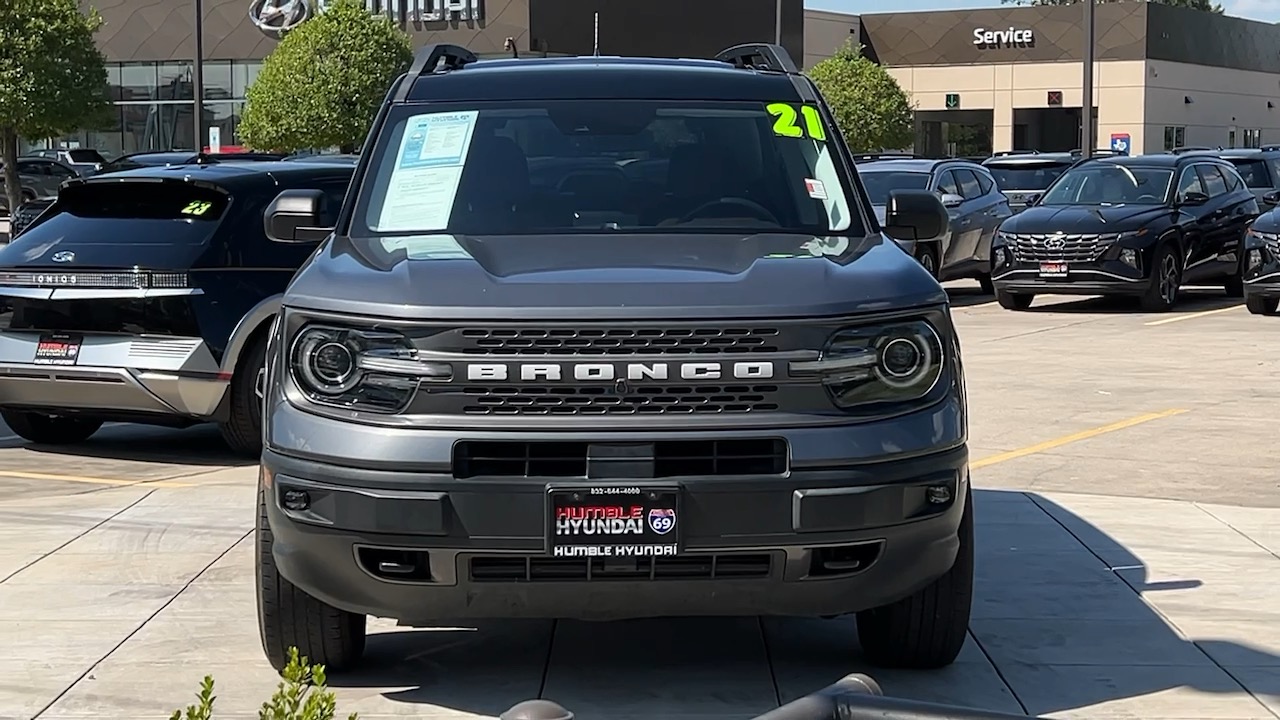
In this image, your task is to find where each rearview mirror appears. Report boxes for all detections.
[1179,191,1210,206]
[884,189,948,242]
[940,192,964,208]
[264,189,334,243]
[1264,190,1280,206]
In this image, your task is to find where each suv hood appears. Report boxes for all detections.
[286,232,947,320]
[1002,204,1172,234]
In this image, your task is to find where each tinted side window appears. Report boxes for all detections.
[46,163,75,179]
[953,168,983,199]
[1220,164,1244,192]
[973,169,995,195]
[935,170,961,195]
[16,161,45,175]
[1177,166,1205,197]
[1197,164,1228,197]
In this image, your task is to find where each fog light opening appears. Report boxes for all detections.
[1120,248,1139,270]
[1249,249,1264,271]
[282,488,311,512]
[926,485,953,505]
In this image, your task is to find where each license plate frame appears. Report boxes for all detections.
[33,332,83,366]
[1038,261,1069,278]
[546,485,681,559]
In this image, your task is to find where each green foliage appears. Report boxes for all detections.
[806,42,914,153]
[170,647,357,720]
[999,0,1223,12]
[239,0,413,152]
[0,0,111,211]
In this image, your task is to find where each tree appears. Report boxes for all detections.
[0,0,110,213]
[1000,0,1223,13]
[806,42,915,153]
[239,0,413,153]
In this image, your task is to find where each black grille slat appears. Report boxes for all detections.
[459,327,781,355]
[453,439,787,479]
[1006,233,1112,262]
[468,553,774,582]
[461,384,780,416]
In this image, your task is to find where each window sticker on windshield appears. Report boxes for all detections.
[804,178,827,200]
[376,110,479,232]
[181,200,213,216]
[766,103,827,141]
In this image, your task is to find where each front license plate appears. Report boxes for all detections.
[547,486,680,559]
[33,332,82,366]
[1039,262,1069,277]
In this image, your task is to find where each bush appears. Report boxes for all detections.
[806,40,914,153]
[170,647,357,720]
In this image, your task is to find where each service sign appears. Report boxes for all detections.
[972,27,1034,48]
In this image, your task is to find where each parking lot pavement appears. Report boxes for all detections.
[3,280,1280,719]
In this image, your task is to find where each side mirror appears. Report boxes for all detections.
[1179,191,1210,206]
[1263,190,1280,205]
[940,192,964,208]
[884,189,948,242]
[1024,193,1040,207]
[264,189,334,243]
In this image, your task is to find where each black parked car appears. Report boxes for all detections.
[990,153,1258,311]
[0,160,352,455]
[1241,194,1280,314]
[95,150,288,175]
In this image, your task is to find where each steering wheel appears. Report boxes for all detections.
[678,197,780,225]
[1135,194,1161,203]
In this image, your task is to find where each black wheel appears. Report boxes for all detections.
[0,409,101,444]
[914,243,940,280]
[978,274,995,294]
[257,486,366,674]
[996,290,1034,311]
[217,330,268,458]
[1246,295,1279,315]
[1140,244,1182,312]
[857,486,973,669]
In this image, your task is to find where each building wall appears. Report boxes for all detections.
[803,9,859,70]
[1144,60,1280,151]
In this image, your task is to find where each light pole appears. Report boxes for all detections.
[774,0,783,45]
[193,0,205,152]
[1081,0,1095,158]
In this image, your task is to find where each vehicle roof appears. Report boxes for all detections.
[983,152,1079,165]
[1083,154,1228,168]
[857,158,983,173]
[1198,148,1279,158]
[69,160,352,188]
[405,55,803,103]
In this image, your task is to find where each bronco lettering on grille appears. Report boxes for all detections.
[465,361,776,382]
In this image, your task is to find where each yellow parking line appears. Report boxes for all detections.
[971,408,1189,469]
[1145,305,1242,326]
[0,470,192,488]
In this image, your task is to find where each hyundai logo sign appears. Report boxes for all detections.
[249,0,484,37]
[50,251,75,263]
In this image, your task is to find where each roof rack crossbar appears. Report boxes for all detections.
[714,43,799,74]
[1260,145,1280,152]
[410,43,478,77]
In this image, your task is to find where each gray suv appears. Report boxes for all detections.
[858,158,1011,291]
[1185,147,1280,206]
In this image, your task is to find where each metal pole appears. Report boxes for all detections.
[193,0,205,152]
[1081,0,1095,158]
[774,0,783,45]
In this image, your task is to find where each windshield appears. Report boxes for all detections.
[858,171,929,206]
[1227,158,1272,189]
[355,101,858,237]
[986,163,1071,191]
[9,182,228,246]
[1038,165,1174,206]
[66,149,106,164]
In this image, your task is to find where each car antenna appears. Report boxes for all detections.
[593,12,599,57]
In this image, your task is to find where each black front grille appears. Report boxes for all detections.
[468,553,774,582]
[459,327,781,355]
[461,384,781,416]
[1006,233,1112,262]
[453,438,788,478]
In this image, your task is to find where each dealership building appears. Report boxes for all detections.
[50,0,1280,158]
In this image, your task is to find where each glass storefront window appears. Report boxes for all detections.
[204,102,238,148]
[157,61,194,101]
[232,61,263,99]
[118,63,156,102]
[203,61,234,101]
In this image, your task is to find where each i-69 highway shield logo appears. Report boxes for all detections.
[648,508,676,535]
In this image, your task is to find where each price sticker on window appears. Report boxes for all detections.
[766,103,827,142]
[181,200,213,216]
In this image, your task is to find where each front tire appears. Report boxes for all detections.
[914,242,940,280]
[996,290,1034,310]
[1140,244,1182,312]
[1246,295,1279,315]
[218,330,268,458]
[856,486,973,669]
[978,274,995,294]
[257,487,366,674]
[1,409,102,444]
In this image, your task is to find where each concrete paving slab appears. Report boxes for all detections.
[7,550,228,586]
[972,551,1153,620]
[542,618,776,717]
[38,661,285,719]
[1199,504,1280,556]
[0,665,89,720]
[970,618,1213,667]
[1224,667,1280,717]
[0,582,178,622]
[0,620,142,669]
[1168,619,1280,668]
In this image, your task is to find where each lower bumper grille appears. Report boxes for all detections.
[453,438,788,478]
[461,384,781,415]
[1007,233,1112,262]
[468,553,774,582]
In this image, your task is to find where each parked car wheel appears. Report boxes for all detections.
[914,242,940,279]
[978,274,995,294]
[1246,295,1279,315]
[0,409,102,445]
[996,290,1034,311]
[218,330,268,458]
[1139,244,1182,312]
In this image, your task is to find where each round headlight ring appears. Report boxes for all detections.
[293,329,362,395]
[873,330,938,389]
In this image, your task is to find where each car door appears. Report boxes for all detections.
[1211,162,1258,277]
[14,160,55,197]
[1184,163,1232,282]
[40,160,78,189]
[930,169,964,264]
[940,167,987,268]
[969,167,1010,264]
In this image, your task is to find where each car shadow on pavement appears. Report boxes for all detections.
[318,489,1280,720]
[947,286,997,307]
[14,424,252,467]
[1025,288,1242,315]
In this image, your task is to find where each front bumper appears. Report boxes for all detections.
[262,396,969,623]
[0,331,227,419]
[990,253,1149,297]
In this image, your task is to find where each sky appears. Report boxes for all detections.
[806,0,1280,23]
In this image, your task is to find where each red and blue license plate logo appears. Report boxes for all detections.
[648,508,676,535]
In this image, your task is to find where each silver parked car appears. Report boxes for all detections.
[858,158,1012,291]
[28,148,108,176]
[0,157,80,213]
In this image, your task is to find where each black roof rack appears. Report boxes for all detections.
[1259,145,1280,152]
[852,152,923,163]
[1169,145,1220,154]
[991,150,1040,157]
[714,43,799,74]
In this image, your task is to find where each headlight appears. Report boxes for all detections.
[289,325,449,412]
[791,320,946,413]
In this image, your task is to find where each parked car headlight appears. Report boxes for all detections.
[791,320,946,413]
[289,325,448,412]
